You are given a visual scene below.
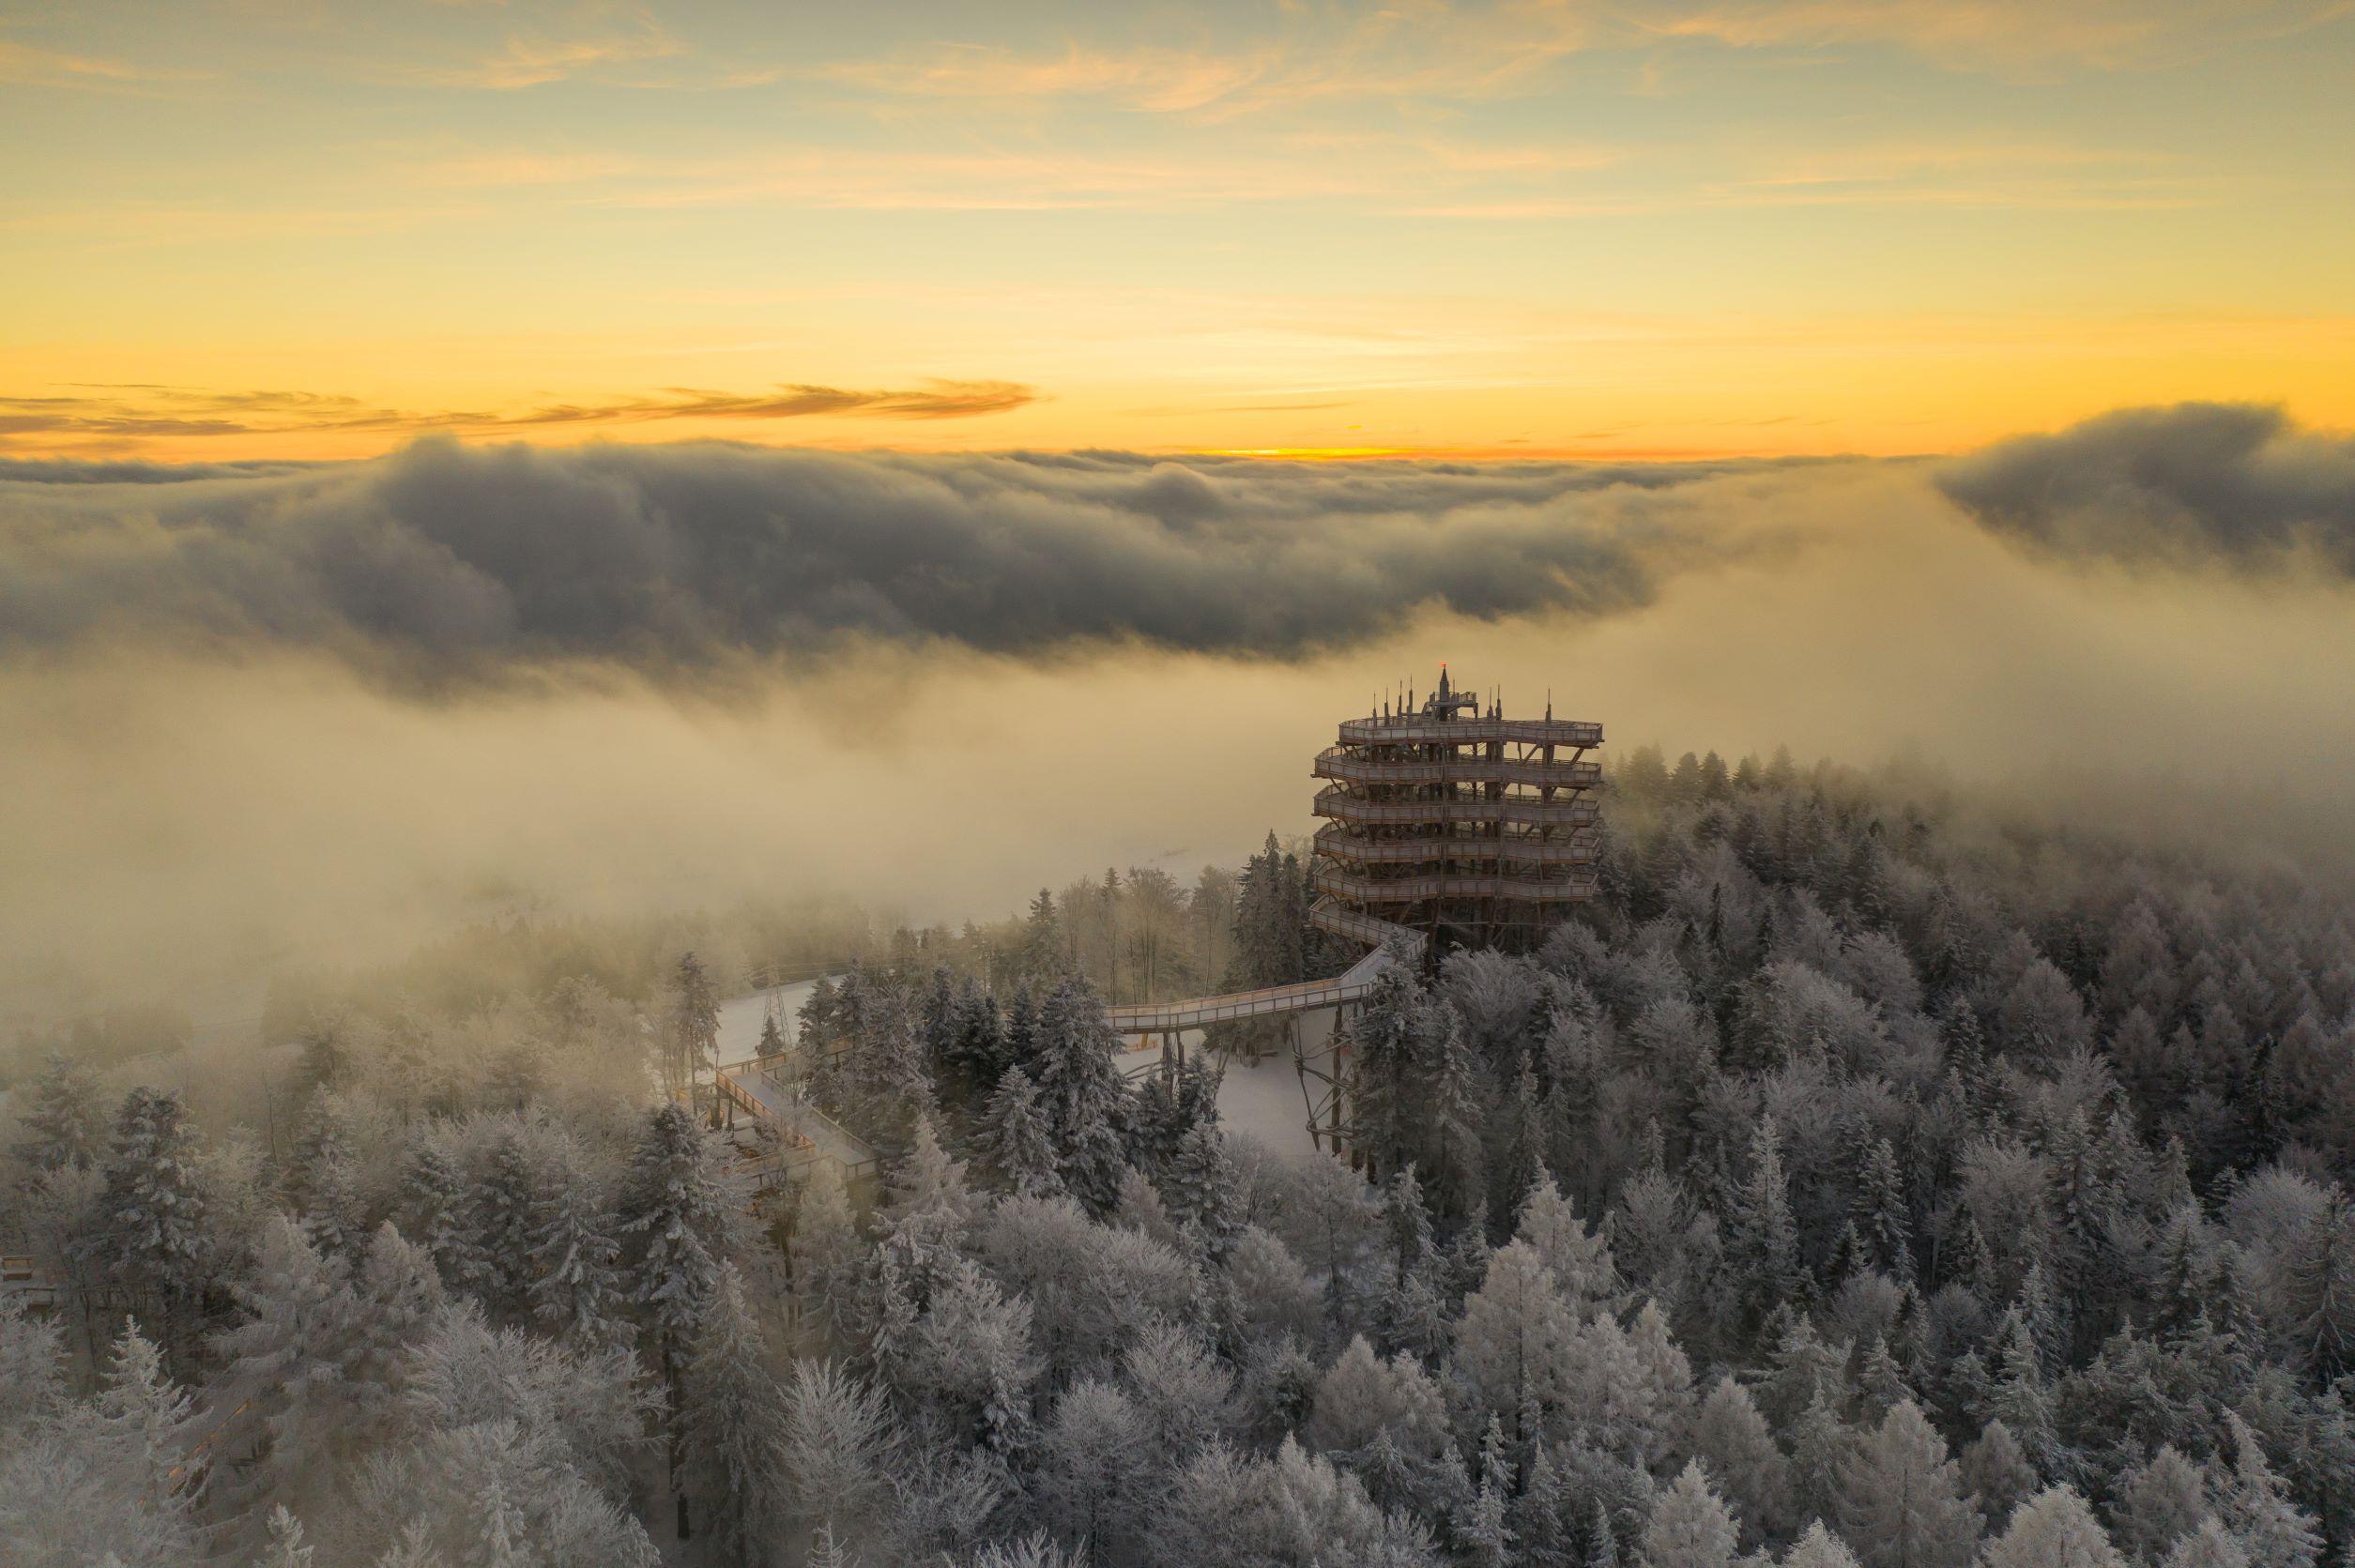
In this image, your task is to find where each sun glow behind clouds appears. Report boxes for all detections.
[1,1,2352,460]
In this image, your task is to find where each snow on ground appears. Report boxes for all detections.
[1213,1046,1320,1165]
[714,976,822,1065]
[717,976,1325,1165]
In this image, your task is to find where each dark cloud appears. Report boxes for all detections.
[1937,402,2355,573]
[0,438,1770,682]
[0,379,1038,443]
[0,456,324,484]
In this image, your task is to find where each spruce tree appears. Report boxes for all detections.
[977,1066,1062,1199]
[527,1149,625,1345]
[1640,1460,1740,1568]
[619,1101,726,1375]
[87,1318,203,1553]
[462,1128,540,1317]
[1586,1498,1621,1567]
[1512,1439,1577,1568]
[9,1051,107,1173]
[2279,1189,2355,1385]
[348,1221,445,1439]
[1458,1414,1514,1568]
[1852,1135,1915,1279]
[1725,1112,1804,1332]
[680,1262,788,1568]
[89,1088,212,1360]
[671,951,721,1113]
[2211,1414,2322,1568]
[397,1134,472,1286]
[1030,979,1131,1215]
[1159,1119,1241,1259]
[1349,955,1428,1182]
[212,1215,363,1511]
[1427,1013,1487,1225]
[619,1102,732,1540]
[787,1161,864,1349]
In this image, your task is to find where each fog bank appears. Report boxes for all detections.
[7,404,2355,1016]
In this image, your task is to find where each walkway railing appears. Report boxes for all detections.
[1315,824,1600,866]
[1103,901,1421,1036]
[1337,716,1601,747]
[715,1057,879,1185]
[1313,786,1598,828]
[1314,748,1601,790]
[1312,863,1599,905]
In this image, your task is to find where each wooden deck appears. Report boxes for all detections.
[714,1059,879,1186]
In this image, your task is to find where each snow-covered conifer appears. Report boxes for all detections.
[977,1066,1063,1199]
[2110,1444,2208,1563]
[2210,1414,2321,1568]
[526,1139,625,1344]
[1979,1484,2125,1568]
[9,1052,107,1174]
[1783,1521,1863,1567]
[1640,1459,1740,1568]
[618,1100,726,1372]
[680,1262,788,1567]
[1688,1376,1787,1546]
[212,1213,365,1509]
[90,1088,211,1356]
[1831,1398,1978,1568]
[1959,1417,2037,1535]
[1451,1240,1572,1440]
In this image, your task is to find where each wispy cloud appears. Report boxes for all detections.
[503,381,1039,425]
[808,0,2353,114]
[0,37,192,91]
[1612,0,2353,72]
[0,380,1040,449]
[397,130,1613,214]
[408,6,687,89]
[814,0,1597,117]
[1402,140,2208,215]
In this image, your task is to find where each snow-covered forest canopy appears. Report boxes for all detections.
[8,745,2355,1567]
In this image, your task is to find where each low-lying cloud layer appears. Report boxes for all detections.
[7,402,2355,1017]
[1939,402,2355,574]
[0,439,1773,682]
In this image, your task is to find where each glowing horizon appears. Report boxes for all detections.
[5,1,2353,464]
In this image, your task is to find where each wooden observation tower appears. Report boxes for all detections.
[1309,664,1603,957]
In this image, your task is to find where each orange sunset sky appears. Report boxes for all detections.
[5,0,2353,463]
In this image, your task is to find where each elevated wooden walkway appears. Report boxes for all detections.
[1101,900,1420,1037]
[714,1058,879,1192]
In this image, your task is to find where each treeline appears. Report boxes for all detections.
[257,892,881,1045]
[2,1002,191,1088]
